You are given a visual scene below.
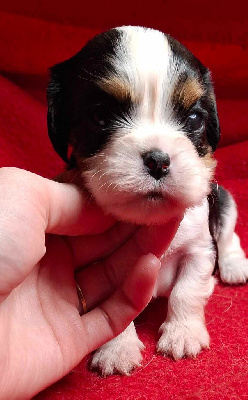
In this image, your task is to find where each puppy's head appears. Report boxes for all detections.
[47,26,220,224]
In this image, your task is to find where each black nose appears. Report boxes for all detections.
[142,150,170,180]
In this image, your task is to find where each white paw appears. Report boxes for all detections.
[220,256,248,284]
[157,319,210,360]
[91,337,144,376]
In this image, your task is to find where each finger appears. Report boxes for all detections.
[44,178,115,235]
[68,222,138,269]
[74,216,182,270]
[76,216,182,309]
[47,167,116,235]
[54,168,86,187]
[80,254,161,352]
[0,168,114,237]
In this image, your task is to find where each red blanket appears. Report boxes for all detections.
[0,5,247,399]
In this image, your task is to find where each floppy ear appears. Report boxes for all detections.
[204,71,221,152]
[47,62,71,163]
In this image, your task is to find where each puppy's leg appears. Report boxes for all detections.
[157,252,215,359]
[91,322,144,376]
[217,191,248,284]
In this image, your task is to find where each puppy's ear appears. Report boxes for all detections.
[204,71,220,151]
[47,61,71,163]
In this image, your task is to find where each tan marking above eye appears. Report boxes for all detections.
[175,78,205,109]
[97,76,136,102]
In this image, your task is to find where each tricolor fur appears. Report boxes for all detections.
[47,26,248,376]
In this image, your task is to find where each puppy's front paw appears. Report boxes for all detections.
[157,319,210,360]
[91,336,144,376]
[220,256,248,284]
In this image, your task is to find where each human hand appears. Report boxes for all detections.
[0,167,181,399]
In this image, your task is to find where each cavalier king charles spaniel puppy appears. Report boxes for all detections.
[47,26,248,376]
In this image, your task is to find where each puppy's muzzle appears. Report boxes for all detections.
[142,150,170,180]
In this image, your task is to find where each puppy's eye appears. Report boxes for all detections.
[90,103,111,127]
[186,113,205,132]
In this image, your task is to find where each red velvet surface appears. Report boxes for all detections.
[0,4,247,399]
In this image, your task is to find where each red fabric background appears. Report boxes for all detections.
[0,2,247,399]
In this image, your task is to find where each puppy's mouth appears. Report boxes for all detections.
[145,191,164,202]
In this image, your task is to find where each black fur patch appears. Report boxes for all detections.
[208,183,231,241]
[167,35,220,154]
[47,28,127,162]
[208,183,232,273]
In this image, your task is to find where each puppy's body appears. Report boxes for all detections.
[47,26,248,375]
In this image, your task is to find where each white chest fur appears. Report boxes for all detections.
[153,198,213,297]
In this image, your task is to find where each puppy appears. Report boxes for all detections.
[47,26,248,376]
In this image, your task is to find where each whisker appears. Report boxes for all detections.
[105,181,119,193]
[89,168,106,181]
[77,75,92,82]
[80,68,100,81]
[70,170,81,183]
[97,181,112,192]
[98,171,108,180]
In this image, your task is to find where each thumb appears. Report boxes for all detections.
[44,178,115,235]
[0,168,113,296]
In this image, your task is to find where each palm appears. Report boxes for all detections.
[1,235,87,397]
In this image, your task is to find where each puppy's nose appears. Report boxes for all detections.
[142,150,170,180]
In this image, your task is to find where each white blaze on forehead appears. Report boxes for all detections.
[118,26,169,77]
[114,26,172,120]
